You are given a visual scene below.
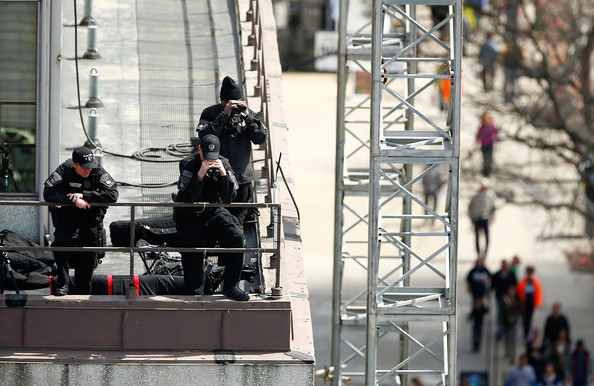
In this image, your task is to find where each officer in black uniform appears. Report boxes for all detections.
[43,147,118,296]
[174,134,249,301]
[197,76,267,225]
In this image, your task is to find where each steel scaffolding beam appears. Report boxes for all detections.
[332,0,462,384]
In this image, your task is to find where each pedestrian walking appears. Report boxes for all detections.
[430,6,449,39]
[475,111,499,177]
[466,257,491,301]
[468,179,496,258]
[517,265,544,341]
[527,329,547,381]
[478,33,500,91]
[547,328,571,380]
[543,301,571,354]
[505,354,537,386]
[501,42,524,103]
[538,362,563,386]
[570,339,593,386]
[468,297,489,352]
[510,254,525,279]
[491,259,517,339]
[502,0,523,38]
[409,377,423,386]
[422,164,446,216]
[501,285,522,363]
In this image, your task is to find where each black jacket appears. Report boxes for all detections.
[43,159,119,216]
[197,103,267,184]
[174,152,238,216]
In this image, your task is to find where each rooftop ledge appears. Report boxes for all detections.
[0,294,293,353]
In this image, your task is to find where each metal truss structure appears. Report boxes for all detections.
[332,0,462,384]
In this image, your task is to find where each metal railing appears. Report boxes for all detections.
[245,0,278,208]
[0,200,282,298]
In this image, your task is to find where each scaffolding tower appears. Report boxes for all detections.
[332,0,462,384]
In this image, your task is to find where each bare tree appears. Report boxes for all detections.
[471,0,594,239]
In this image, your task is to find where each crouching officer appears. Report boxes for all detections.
[43,147,119,296]
[174,134,249,301]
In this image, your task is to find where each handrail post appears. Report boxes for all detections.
[126,204,137,299]
[245,0,254,22]
[253,22,263,96]
[272,204,282,296]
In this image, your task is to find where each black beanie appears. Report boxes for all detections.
[220,76,242,101]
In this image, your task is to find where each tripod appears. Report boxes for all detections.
[0,230,20,294]
[0,142,19,193]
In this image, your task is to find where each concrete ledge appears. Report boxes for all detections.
[0,295,291,352]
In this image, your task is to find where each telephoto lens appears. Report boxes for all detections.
[232,104,247,115]
[205,168,220,181]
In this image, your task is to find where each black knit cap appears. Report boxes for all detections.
[219,76,242,101]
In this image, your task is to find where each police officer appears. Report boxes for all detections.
[197,76,267,225]
[43,147,118,296]
[174,134,249,301]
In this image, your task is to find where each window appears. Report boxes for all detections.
[0,2,38,194]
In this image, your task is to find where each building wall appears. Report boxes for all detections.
[0,362,314,386]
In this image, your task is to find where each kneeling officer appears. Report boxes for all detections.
[174,134,249,301]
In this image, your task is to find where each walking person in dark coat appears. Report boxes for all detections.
[422,164,446,216]
[501,285,522,363]
[570,339,593,386]
[467,257,491,301]
[468,297,489,352]
[491,259,517,339]
[502,42,524,103]
[543,301,571,354]
[478,33,500,91]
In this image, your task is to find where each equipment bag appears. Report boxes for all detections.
[0,229,55,290]
[110,215,177,247]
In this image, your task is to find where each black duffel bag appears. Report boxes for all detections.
[109,215,176,247]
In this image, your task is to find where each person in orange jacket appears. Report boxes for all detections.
[516,265,543,342]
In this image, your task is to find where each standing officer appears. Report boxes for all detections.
[197,76,267,225]
[174,134,249,301]
[43,147,118,296]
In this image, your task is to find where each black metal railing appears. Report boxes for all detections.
[0,200,282,298]
[246,0,278,208]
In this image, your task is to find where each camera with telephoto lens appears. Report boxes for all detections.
[232,104,247,115]
[205,167,220,182]
[228,104,248,135]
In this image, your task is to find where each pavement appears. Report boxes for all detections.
[282,64,594,383]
